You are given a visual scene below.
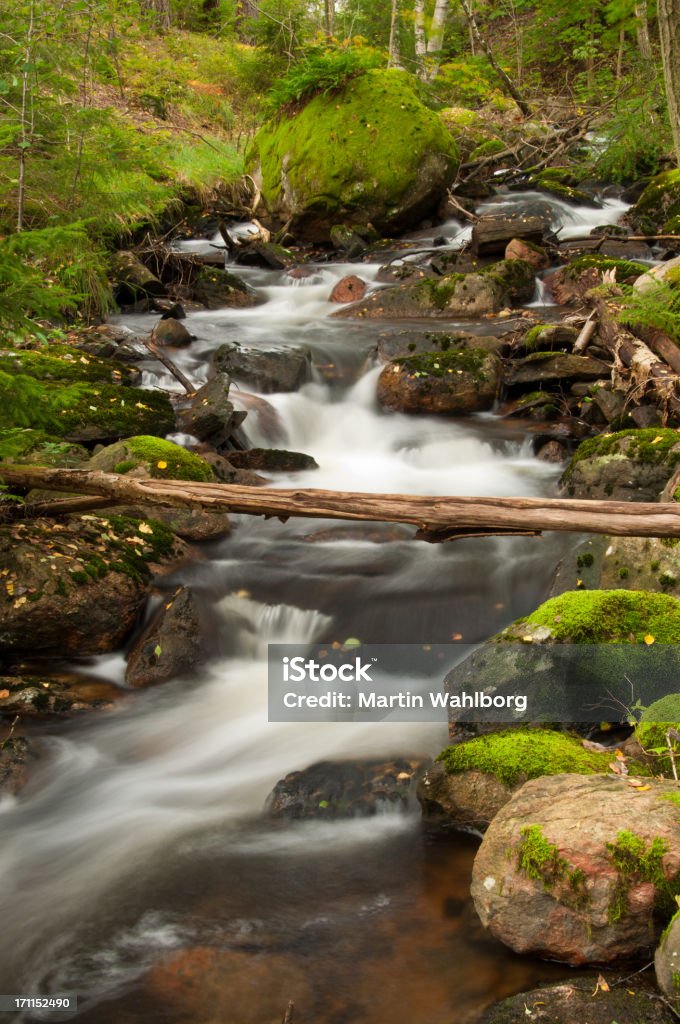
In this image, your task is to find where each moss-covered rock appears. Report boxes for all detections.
[523,324,579,352]
[628,170,680,234]
[191,267,260,310]
[560,428,680,501]
[375,329,503,362]
[0,515,183,658]
[0,428,89,468]
[551,535,680,597]
[247,68,459,241]
[376,347,500,415]
[482,977,675,1024]
[505,589,680,644]
[87,436,215,482]
[565,254,650,280]
[531,174,601,207]
[0,370,175,443]
[0,345,138,385]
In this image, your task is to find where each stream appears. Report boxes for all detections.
[0,192,631,1023]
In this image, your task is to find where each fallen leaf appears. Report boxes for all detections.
[644,634,655,645]
[0,690,9,699]
[157,460,168,470]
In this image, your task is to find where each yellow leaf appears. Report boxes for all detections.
[651,435,664,444]
[644,634,655,645]
[157,460,168,470]
[138,523,153,535]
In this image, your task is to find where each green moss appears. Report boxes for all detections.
[0,345,135,385]
[636,702,680,777]
[247,69,459,233]
[630,170,680,234]
[566,255,649,280]
[606,830,680,923]
[417,275,464,310]
[102,436,215,483]
[469,138,506,161]
[479,258,535,301]
[568,428,680,471]
[533,177,596,205]
[0,370,174,440]
[517,589,680,644]
[437,728,615,787]
[619,567,629,579]
[393,347,487,379]
[577,553,595,569]
[660,572,678,588]
[516,825,588,906]
[0,428,88,467]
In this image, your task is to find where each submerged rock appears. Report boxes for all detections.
[471,774,680,964]
[246,68,458,241]
[377,348,500,415]
[265,757,429,819]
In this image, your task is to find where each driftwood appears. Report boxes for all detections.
[3,465,680,542]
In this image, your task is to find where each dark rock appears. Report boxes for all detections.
[376,329,502,362]
[125,586,203,689]
[226,448,318,473]
[330,224,366,257]
[471,215,549,257]
[156,301,186,320]
[179,373,245,448]
[110,251,166,305]
[0,736,35,796]
[198,450,268,486]
[152,317,193,347]
[0,672,121,717]
[536,439,567,462]
[482,977,675,1024]
[560,428,680,502]
[472,774,680,964]
[632,405,663,428]
[235,242,297,271]
[212,342,311,394]
[377,348,500,415]
[265,757,429,819]
[192,267,260,309]
[418,760,514,833]
[592,386,626,423]
[506,352,610,386]
[523,324,579,352]
[329,275,367,303]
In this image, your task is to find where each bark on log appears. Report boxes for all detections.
[3,465,680,541]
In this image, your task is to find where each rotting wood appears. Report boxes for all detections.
[4,466,680,542]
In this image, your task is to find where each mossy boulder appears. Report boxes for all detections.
[531,174,601,207]
[0,369,175,443]
[333,259,535,320]
[551,535,680,597]
[655,910,680,1012]
[523,324,579,352]
[86,436,215,482]
[376,347,500,415]
[247,68,459,241]
[0,345,138,385]
[0,515,183,658]
[482,977,676,1024]
[375,329,503,362]
[191,267,261,310]
[560,428,680,501]
[0,428,89,468]
[505,351,609,386]
[471,774,680,964]
[418,729,615,833]
[628,170,680,234]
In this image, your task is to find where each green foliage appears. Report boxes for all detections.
[591,92,671,183]
[566,255,649,279]
[431,58,498,109]
[616,281,680,343]
[265,41,384,114]
[437,728,615,786]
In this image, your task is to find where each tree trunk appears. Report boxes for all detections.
[635,1,652,62]
[17,0,36,233]
[4,466,680,542]
[658,0,680,162]
[324,0,335,37]
[414,0,427,60]
[428,0,449,54]
[142,0,171,29]
[388,0,400,67]
[459,0,531,116]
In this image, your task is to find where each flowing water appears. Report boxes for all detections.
[0,192,627,1023]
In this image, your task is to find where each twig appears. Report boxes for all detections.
[3,715,19,744]
[144,338,196,396]
[445,190,479,223]
[282,1001,294,1024]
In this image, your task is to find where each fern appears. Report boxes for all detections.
[266,43,383,114]
[616,281,680,342]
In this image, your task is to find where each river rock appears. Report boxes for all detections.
[94,503,232,542]
[125,586,203,689]
[86,435,215,482]
[523,323,579,352]
[212,342,311,393]
[0,672,120,717]
[246,68,458,241]
[655,911,680,1010]
[329,275,368,303]
[226,448,318,473]
[265,757,429,819]
[0,736,35,796]
[471,774,680,964]
[377,348,500,415]
[505,237,549,269]
[376,330,503,362]
[191,266,260,309]
[505,352,609,386]
[471,215,549,257]
[179,373,245,448]
[418,761,515,833]
[560,428,680,501]
[152,317,192,347]
[0,515,183,659]
[482,977,676,1024]
[551,535,680,597]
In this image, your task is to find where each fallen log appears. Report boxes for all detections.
[3,465,680,542]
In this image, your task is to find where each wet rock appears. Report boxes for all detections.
[226,448,318,473]
[471,215,549,257]
[655,911,680,1011]
[329,275,368,303]
[505,237,549,270]
[179,373,245,448]
[125,586,203,689]
[551,535,680,598]
[374,261,436,285]
[198,450,268,487]
[110,251,166,305]
[482,977,675,1024]
[330,224,367,257]
[505,352,610,386]
[212,342,311,393]
[471,774,680,964]
[376,329,503,362]
[627,170,680,235]
[191,267,260,309]
[0,673,121,717]
[536,439,567,462]
[0,736,35,796]
[560,428,680,501]
[418,761,515,833]
[377,348,500,415]
[0,515,183,659]
[265,757,429,819]
[152,317,192,347]
[522,324,579,352]
[246,69,458,241]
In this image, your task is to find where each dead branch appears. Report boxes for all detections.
[144,336,196,395]
[4,466,680,541]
